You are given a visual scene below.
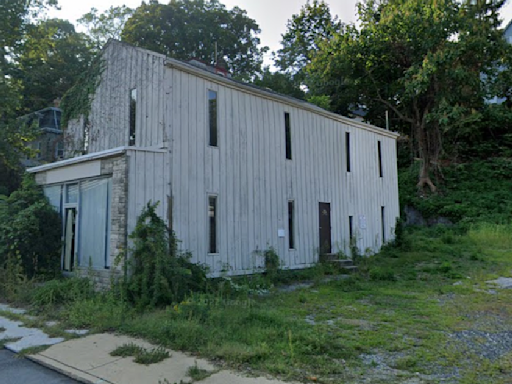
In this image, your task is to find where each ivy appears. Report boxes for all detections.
[60,54,105,128]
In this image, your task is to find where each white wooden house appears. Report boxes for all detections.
[27,40,400,279]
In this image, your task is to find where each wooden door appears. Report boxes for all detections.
[319,202,332,254]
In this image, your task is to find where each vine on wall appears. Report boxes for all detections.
[60,54,105,128]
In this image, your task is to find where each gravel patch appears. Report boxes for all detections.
[0,304,27,315]
[448,330,512,360]
[486,277,512,289]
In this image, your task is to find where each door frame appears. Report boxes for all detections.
[319,202,332,254]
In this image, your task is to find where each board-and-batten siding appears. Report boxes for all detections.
[64,41,399,276]
[65,42,167,156]
[167,68,400,276]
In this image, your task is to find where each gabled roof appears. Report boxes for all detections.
[104,39,399,139]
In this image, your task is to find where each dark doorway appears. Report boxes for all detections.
[63,207,76,271]
[319,202,332,254]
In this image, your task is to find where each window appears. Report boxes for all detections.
[377,141,383,177]
[129,88,137,146]
[208,90,218,147]
[79,178,111,268]
[345,132,351,172]
[208,196,218,253]
[55,141,64,159]
[349,215,353,240]
[35,141,42,159]
[288,200,295,249]
[381,206,386,243]
[285,112,292,159]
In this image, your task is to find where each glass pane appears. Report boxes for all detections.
[44,185,62,214]
[79,178,110,268]
[208,90,218,147]
[66,184,78,204]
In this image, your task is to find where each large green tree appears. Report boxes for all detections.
[276,0,341,83]
[0,0,58,194]
[309,0,512,191]
[121,0,267,80]
[12,18,94,114]
[78,6,134,51]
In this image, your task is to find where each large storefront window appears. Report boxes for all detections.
[44,177,112,270]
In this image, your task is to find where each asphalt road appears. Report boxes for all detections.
[0,349,78,384]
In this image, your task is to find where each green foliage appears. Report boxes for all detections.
[263,247,280,282]
[308,0,512,188]
[306,95,332,111]
[121,0,268,81]
[60,54,104,128]
[0,174,61,278]
[187,363,213,381]
[12,18,94,114]
[123,202,207,309]
[276,0,341,81]
[31,278,94,308]
[252,67,305,100]
[78,6,134,50]
[400,158,512,224]
[110,342,169,365]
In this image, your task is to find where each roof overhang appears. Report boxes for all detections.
[164,59,400,140]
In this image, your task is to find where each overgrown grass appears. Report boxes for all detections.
[3,223,512,383]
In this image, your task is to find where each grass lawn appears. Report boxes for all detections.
[3,223,512,383]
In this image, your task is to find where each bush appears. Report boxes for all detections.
[122,202,207,309]
[31,277,95,308]
[0,174,61,278]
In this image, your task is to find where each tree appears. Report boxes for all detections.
[0,174,61,277]
[78,6,134,51]
[252,67,305,100]
[11,19,94,114]
[276,0,341,82]
[0,0,58,193]
[121,0,268,80]
[308,0,512,191]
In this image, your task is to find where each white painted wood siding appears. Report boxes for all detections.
[126,149,169,239]
[64,41,400,276]
[167,69,400,276]
[66,42,168,155]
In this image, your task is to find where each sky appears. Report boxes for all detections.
[48,0,512,65]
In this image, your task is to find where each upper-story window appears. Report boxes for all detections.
[208,90,218,147]
[377,140,383,177]
[285,112,292,160]
[345,132,351,172]
[129,88,137,146]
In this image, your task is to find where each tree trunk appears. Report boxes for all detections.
[415,122,438,193]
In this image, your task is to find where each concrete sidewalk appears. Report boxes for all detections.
[28,333,292,384]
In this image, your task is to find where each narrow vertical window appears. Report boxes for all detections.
[381,206,386,243]
[378,141,383,177]
[288,200,295,249]
[285,112,292,159]
[349,215,353,240]
[129,88,137,146]
[208,90,218,147]
[208,196,217,253]
[345,132,351,172]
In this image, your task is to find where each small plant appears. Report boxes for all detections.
[111,342,144,357]
[263,247,280,282]
[111,342,170,365]
[134,346,169,365]
[187,362,214,381]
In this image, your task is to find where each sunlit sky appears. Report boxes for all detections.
[47,0,512,66]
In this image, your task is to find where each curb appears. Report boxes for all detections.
[26,352,113,384]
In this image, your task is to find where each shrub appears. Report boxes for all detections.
[263,247,280,281]
[0,175,61,278]
[31,277,94,308]
[122,202,207,309]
